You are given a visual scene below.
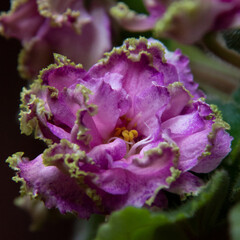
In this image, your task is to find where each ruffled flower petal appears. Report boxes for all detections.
[168,172,204,196]
[8,152,98,218]
[192,128,233,173]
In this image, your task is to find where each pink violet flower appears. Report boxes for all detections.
[7,38,232,218]
[0,0,112,79]
[111,0,240,44]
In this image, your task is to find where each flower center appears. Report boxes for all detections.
[107,116,153,157]
[114,127,138,142]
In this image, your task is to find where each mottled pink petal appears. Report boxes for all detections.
[169,172,204,195]
[162,111,205,138]
[91,82,130,140]
[88,139,127,168]
[176,126,212,171]
[192,129,233,173]
[132,85,170,137]
[17,155,98,218]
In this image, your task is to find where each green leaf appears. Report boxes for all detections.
[95,170,229,240]
[229,202,240,240]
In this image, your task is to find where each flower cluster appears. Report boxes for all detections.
[0,0,113,78]
[112,0,240,43]
[7,38,232,218]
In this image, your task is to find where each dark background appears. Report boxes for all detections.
[0,1,75,239]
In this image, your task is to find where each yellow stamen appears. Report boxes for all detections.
[114,127,126,137]
[113,119,139,143]
[122,130,130,142]
[114,129,139,142]
[128,131,134,142]
[130,130,138,138]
